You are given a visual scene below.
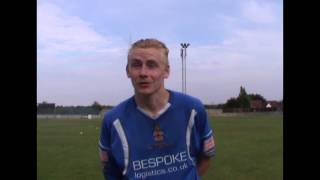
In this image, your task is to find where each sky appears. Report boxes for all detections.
[37,0,283,106]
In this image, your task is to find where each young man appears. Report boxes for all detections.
[99,38,216,180]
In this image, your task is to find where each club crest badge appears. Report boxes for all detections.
[148,124,173,150]
[153,124,164,142]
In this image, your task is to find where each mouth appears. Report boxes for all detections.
[138,82,151,87]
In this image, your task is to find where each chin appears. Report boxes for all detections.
[135,87,156,95]
[136,90,153,95]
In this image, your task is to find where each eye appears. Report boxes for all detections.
[146,61,158,69]
[130,60,142,68]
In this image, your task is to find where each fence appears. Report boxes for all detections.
[37,114,102,119]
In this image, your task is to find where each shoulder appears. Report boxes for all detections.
[102,97,134,127]
[170,90,204,110]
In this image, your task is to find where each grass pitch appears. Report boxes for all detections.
[37,112,282,180]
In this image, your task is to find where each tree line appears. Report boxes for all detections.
[37,101,113,115]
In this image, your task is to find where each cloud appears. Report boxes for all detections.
[37,2,123,58]
[37,2,131,105]
[175,27,282,72]
[37,0,283,105]
[37,2,129,71]
[164,16,283,104]
[241,0,279,24]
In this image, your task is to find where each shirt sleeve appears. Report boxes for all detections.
[99,116,123,180]
[195,103,216,157]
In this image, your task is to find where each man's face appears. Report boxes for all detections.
[127,48,169,95]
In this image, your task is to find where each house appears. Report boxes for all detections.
[250,100,265,112]
[266,101,282,111]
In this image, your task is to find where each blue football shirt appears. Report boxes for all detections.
[99,90,215,180]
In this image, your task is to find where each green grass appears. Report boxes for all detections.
[37,119,103,180]
[37,113,282,180]
[202,113,283,180]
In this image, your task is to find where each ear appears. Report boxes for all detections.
[163,65,170,79]
[126,65,131,78]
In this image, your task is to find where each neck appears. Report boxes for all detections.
[134,89,170,114]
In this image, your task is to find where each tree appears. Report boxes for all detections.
[237,86,250,108]
[238,86,248,97]
[223,86,268,111]
[224,98,240,108]
[92,101,103,112]
[248,93,267,103]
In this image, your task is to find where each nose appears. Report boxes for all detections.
[139,65,148,78]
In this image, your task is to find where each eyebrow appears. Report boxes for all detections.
[130,58,141,61]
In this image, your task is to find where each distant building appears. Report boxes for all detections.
[266,103,272,108]
[37,102,56,114]
[37,102,55,109]
[266,101,282,111]
[250,100,265,112]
